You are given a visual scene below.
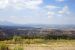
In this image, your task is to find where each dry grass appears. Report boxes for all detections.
[0,39,75,50]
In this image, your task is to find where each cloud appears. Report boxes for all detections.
[11,0,43,10]
[45,5,60,10]
[0,0,43,10]
[45,5,60,18]
[24,0,43,10]
[56,0,64,2]
[47,12,55,18]
[58,6,70,16]
[0,0,8,9]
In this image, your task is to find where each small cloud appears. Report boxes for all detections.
[46,5,60,9]
[56,0,64,2]
[48,12,55,18]
[58,5,70,15]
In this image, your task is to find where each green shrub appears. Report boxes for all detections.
[14,46,23,50]
[13,35,23,44]
[0,44,9,50]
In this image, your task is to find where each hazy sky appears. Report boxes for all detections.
[0,0,75,24]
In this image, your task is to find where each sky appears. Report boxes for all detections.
[0,0,75,25]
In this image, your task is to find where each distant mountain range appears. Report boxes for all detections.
[0,21,16,26]
[0,21,75,29]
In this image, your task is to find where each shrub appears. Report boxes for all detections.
[0,44,9,50]
[13,35,23,44]
[14,46,23,50]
